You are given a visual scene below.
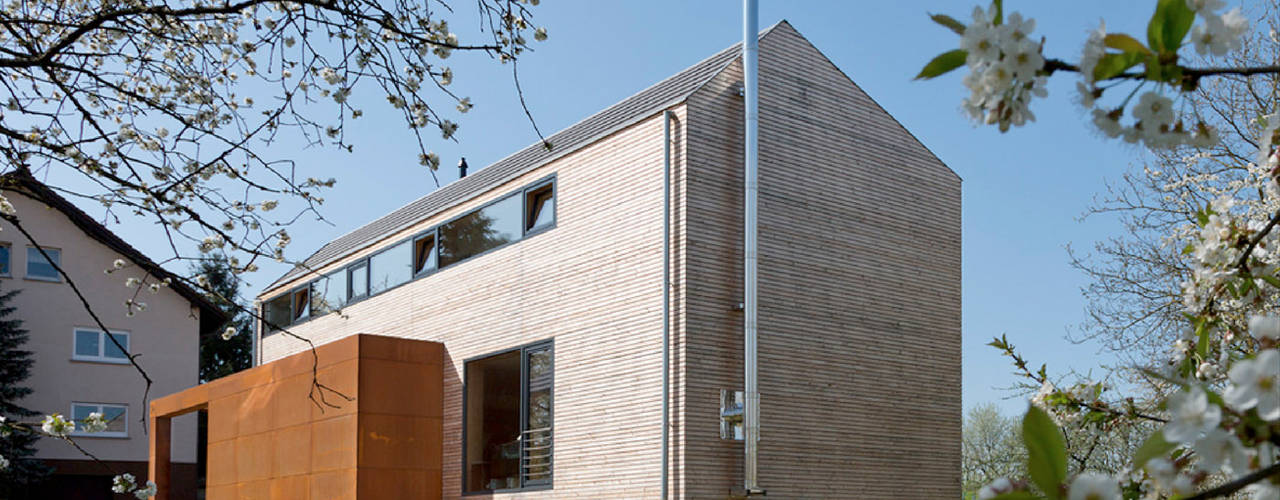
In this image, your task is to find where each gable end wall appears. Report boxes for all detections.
[683,23,961,499]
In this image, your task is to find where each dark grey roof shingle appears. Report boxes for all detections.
[263,23,781,295]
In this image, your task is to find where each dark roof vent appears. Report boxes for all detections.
[458,157,468,178]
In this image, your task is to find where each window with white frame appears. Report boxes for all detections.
[25,246,60,281]
[71,403,128,438]
[73,328,129,363]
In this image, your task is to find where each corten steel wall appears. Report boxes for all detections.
[149,334,443,500]
[259,108,680,498]
[682,23,962,498]
[0,190,200,480]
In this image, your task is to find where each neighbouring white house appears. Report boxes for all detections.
[1,168,226,499]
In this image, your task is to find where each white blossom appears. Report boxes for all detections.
[1192,428,1249,473]
[1248,315,1280,341]
[1191,8,1248,57]
[134,481,157,499]
[1185,0,1226,16]
[1223,349,1280,421]
[0,194,15,217]
[456,97,472,113]
[222,326,237,341]
[0,454,8,471]
[1163,386,1221,444]
[1067,472,1121,500]
[1133,92,1175,132]
[112,473,137,494]
[41,413,74,437]
[977,477,1014,499]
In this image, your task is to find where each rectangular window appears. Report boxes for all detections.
[25,247,61,281]
[71,403,128,438]
[264,294,291,332]
[311,270,347,315]
[465,341,553,493]
[291,287,310,321]
[72,329,129,364]
[524,182,555,233]
[369,241,413,295]
[413,234,437,275]
[348,261,369,301]
[0,243,10,276]
[440,194,522,268]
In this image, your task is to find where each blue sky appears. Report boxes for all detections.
[61,1,1180,415]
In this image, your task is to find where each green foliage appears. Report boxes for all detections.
[1103,34,1151,55]
[193,254,253,382]
[990,493,1042,500]
[1093,52,1147,82]
[1021,406,1067,500]
[1146,0,1195,54]
[930,13,966,35]
[0,284,51,493]
[916,49,968,80]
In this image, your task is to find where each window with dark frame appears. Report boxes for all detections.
[524,183,554,233]
[311,271,347,315]
[290,287,310,321]
[439,194,522,268]
[258,177,556,334]
[369,240,413,295]
[264,294,291,332]
[464,341,553,493]
[349,261,369,300]
[413,234,437,275]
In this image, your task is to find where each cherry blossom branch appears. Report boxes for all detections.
[1183,462,1280,500]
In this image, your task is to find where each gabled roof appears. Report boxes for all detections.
[1,168,229,336]
[263,21,788,294]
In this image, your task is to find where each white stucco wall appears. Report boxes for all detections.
[1,191,199,464]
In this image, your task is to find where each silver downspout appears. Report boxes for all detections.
[662,109,674,500]
[742,0,763,495]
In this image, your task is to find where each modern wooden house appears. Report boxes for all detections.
[156,21,960,499]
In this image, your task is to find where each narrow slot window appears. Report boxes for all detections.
[291,288,310,321]
[524,183,555,233]
[348,261,369,300]
[413,234,437,275]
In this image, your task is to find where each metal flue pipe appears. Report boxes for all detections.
[742,0,762,495]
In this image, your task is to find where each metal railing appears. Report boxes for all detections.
[521,426,553,484]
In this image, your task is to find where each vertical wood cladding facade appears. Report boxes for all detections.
[258,22,960,499]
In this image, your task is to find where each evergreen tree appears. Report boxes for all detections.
[193,254,252,382]
[0,284,50,494]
